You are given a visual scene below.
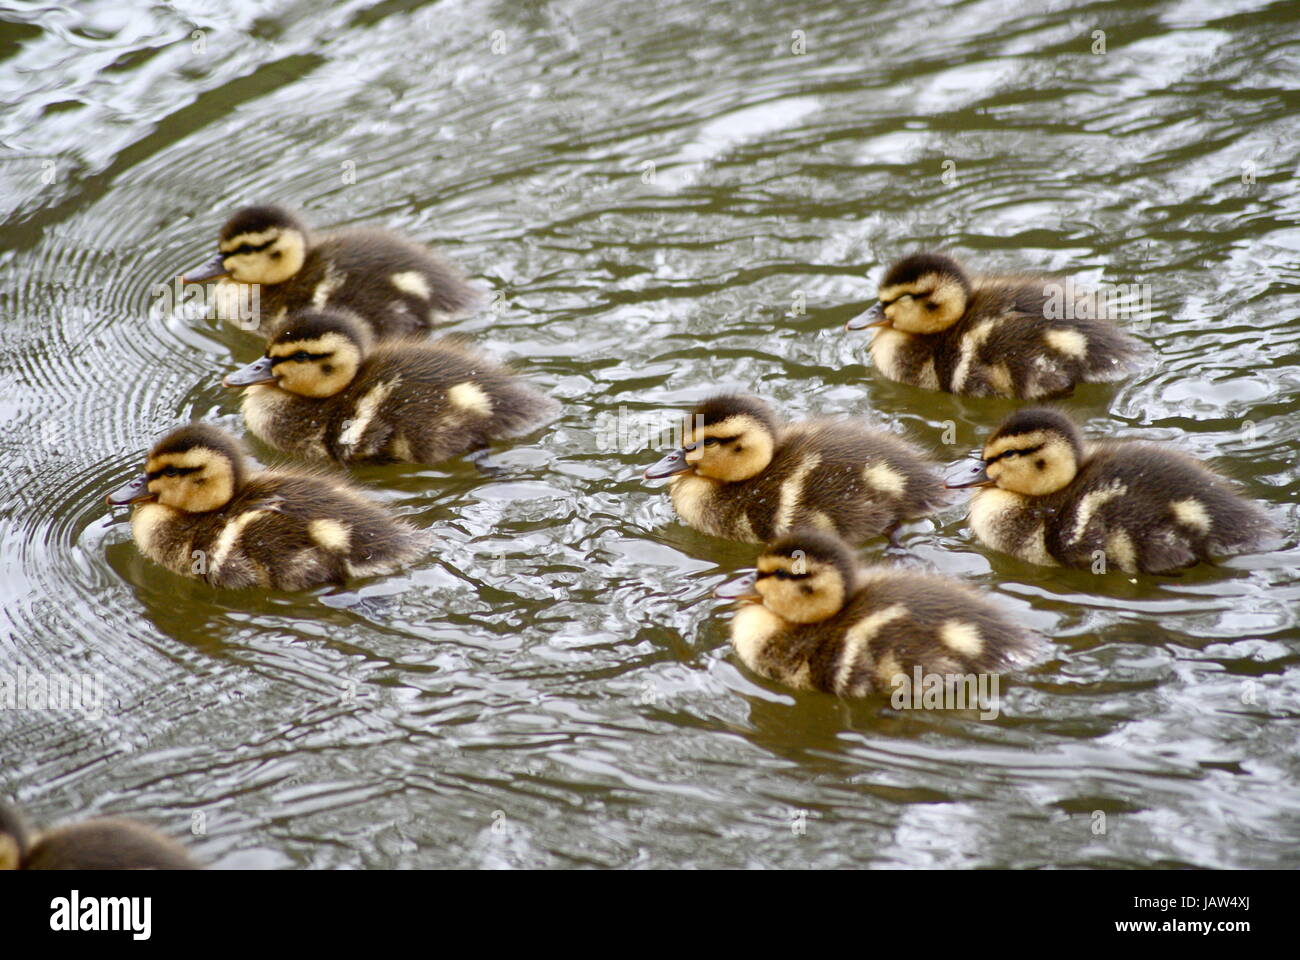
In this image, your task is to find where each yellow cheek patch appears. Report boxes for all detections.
[448,382,493,417]
[939,620,984,657]
[1170,498,1211,532]
[390,271,431,299]
[309,518,351,552]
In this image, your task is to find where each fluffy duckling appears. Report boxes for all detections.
[644,394,947,544]
[181,204,479,339]
[948,408,1275,573]
[105,424,427,590]
[714,529,1036,697]
[224,308,559,465]
[1,802,198,870]
[845,252,1145,398]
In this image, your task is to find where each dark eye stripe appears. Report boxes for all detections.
[146,465,200,480]
[270,350,331,365]
[226,238,276,257]
[758,569,809,581]
[990,443,1044,463]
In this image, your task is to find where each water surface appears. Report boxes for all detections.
[1,0,1298,868]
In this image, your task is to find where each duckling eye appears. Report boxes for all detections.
[292,351,312,363]
[703,437,720,447]
[162,466,180,478]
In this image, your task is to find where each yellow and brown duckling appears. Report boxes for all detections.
[644,394,947,544]
[223,308,560,465]
[714,529,1037,697]
[181,204,480,339]
[845,252,1145,399]
[948,408,1276,574]
[1,802,198,870]
[105,423,427,590]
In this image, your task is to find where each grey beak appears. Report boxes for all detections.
[181,251,229,283]
[845,302,887,330]
[714,571,760,600]
[105,473,154,505]
[945,459,992,489]
[644,447,691,480]
[223,356,277,387]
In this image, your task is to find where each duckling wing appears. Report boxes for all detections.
[1051,445,1273,573]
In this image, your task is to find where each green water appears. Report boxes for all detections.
[1,0,1298,868]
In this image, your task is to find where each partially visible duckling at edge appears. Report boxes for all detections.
[948,407,1276,574]
[223,308,560,465]
[181,204,480,339]
[105,423,427,590]
[845,252,1145,399]
[644,394,948,544]
[1,802,199,870]
[714,529,1038,697]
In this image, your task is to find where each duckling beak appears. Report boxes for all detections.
[181,252,229,283]
[845,302,888,330]
[224,356,277,387]
[105,473,156,505]
[644,447,692,480]
[714,571,760,601]
[945,459,992,489]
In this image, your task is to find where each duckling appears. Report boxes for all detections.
[1,802,198,870]
[105,423,427,590]
[644,394,947,544]
[223,308,559,465]
[845,252,1145,398]
[714,529,1036,697]
[181,204,480,339]
[948,408,1276,573]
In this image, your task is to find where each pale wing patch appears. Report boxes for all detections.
[391,271,431,299]
[448,381,493,417]
[863,462,906,496]
[309,518,351,552]
[775,453,821,532]
[389,434,413,461]
[986,362,1014,396]
[940,620,984,657]
[1106,528,1138,572]
[874,650,907,694]
[311,262,344,307]
[951,320,997,393]
[1045,328,1088,359]
[209,510,269,575]
[1170,498,1211,533]
[340,381,396,448]
[1067,481,1126,544]
[835,603,908,695]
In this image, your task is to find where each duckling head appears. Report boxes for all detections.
[846,252,971,334]
[105,424,247,514]
[0,802,30,869]
[717,529,856,624]
[225,308,370,398]
[644,394,778,482]
[182,205,309,285]
[949,408,1082,496]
